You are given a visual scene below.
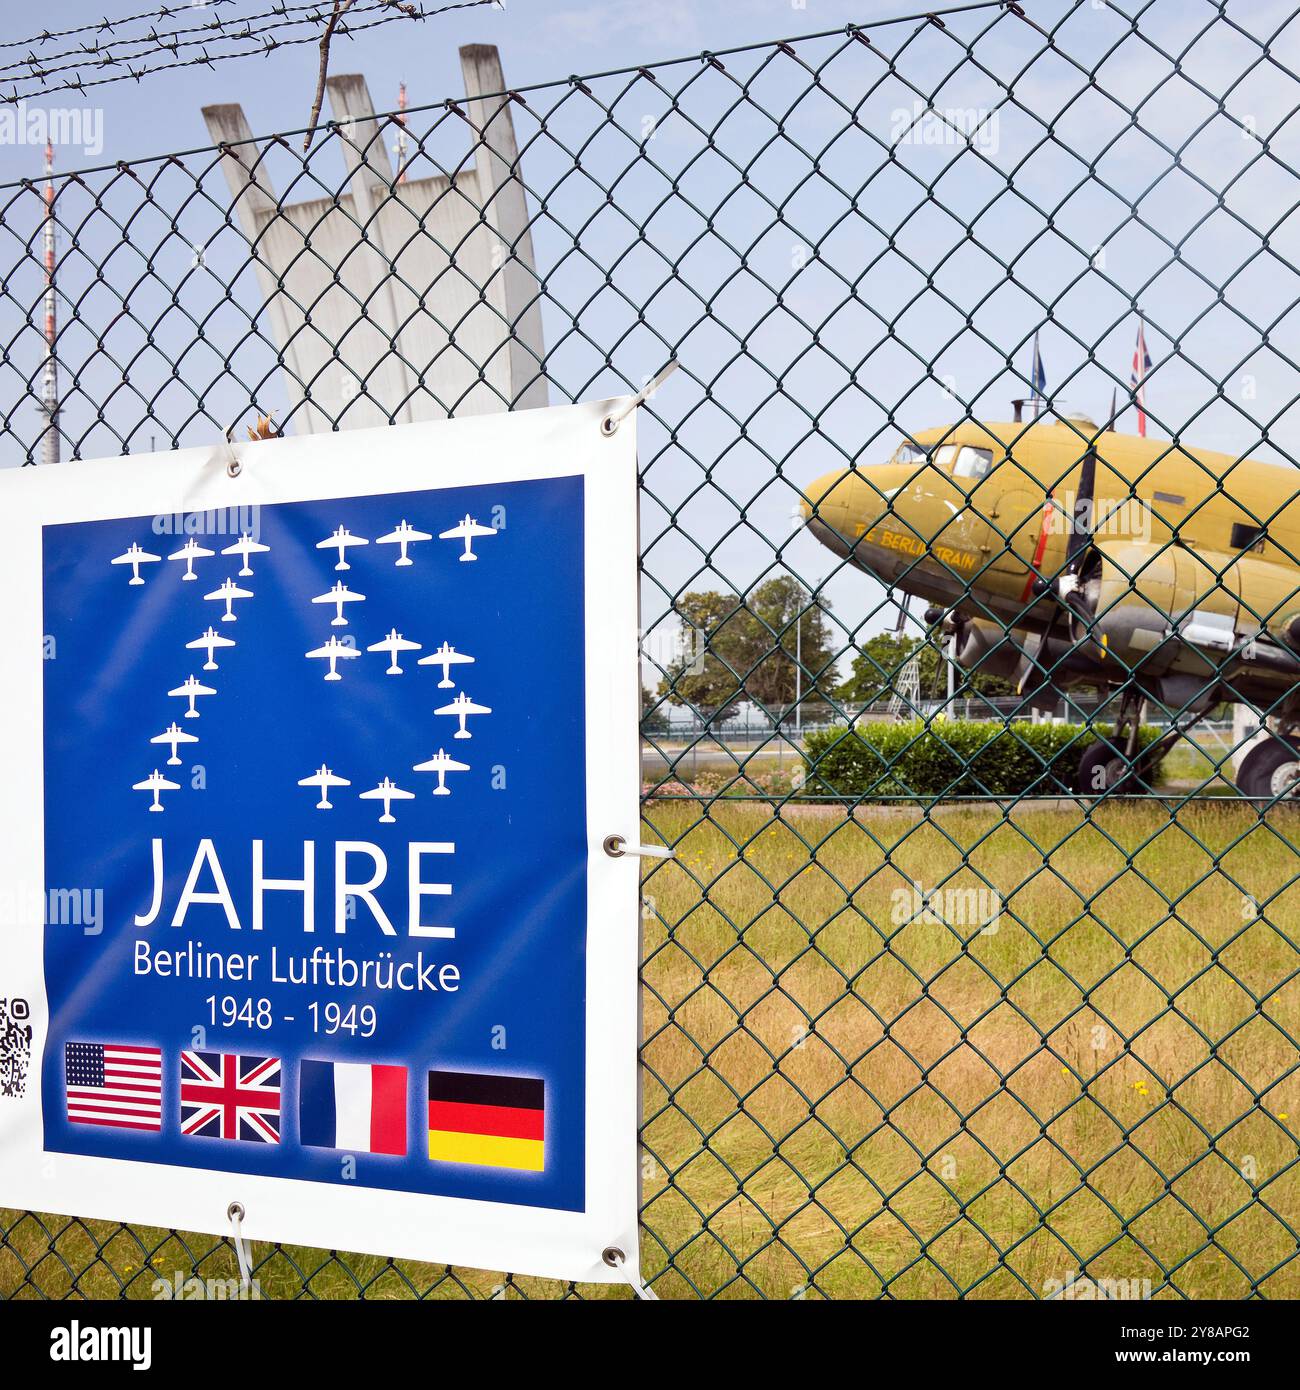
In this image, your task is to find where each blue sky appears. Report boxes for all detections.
[3,0,1299,677]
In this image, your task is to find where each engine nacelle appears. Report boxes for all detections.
[953,617,1027,682]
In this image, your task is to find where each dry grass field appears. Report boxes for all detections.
[6,798,1300,1300]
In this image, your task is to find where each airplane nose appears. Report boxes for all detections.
[799,464,913,548]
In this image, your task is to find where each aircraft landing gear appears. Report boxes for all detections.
[1236,734,1300,801]
[1076,739,1149,794]
[1074,692,1157,795]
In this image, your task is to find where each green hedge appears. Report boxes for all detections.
[802,719,1167,799]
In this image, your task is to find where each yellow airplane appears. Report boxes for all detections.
[801,415,1300,797]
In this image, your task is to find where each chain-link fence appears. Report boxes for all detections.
[6,0,1300,1298]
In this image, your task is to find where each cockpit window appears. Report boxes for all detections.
[892,443,928,466]
[954,446,993,479]
[934,444,958,468]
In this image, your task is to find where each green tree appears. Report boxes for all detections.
[657,578,837,716]
[838,633,942,704]
[838,630,1015,704]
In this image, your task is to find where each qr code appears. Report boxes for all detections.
[0,998,33,1098]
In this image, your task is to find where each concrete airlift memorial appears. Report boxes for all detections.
[803,413,1300,798]
[201,46,548,433]
[0,399,645,1288]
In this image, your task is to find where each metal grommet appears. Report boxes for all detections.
[227,1200,244,1221]
[227,457,242,478]
[602,1246,624,1268]
[601,415,618,437]
[603,834,626,857]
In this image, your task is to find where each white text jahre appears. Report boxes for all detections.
[134,837,456,937]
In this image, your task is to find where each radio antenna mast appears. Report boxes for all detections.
[41,140,61,464]
[393,79,409,184]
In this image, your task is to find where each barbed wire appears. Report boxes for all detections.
[0,0,393,79]
[0,1,243,54]
[0,0,498,104]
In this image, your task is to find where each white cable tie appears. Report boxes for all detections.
[227,1201,253,1294]
[600,359,680,436]
[602,1246,659,1299]
[219,423,242,478]
[603,834,674,860]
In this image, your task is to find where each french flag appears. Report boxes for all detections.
[299,1060,407,1156]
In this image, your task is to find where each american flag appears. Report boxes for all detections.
[1131,319,1152,437]
[180,1050,281,1143]
[64,1042,162,1131]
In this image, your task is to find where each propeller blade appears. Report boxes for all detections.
[1066,446,1096,570]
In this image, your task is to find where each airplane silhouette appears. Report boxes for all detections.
[434,691,491,739]
[111,542,161,585]
[376,519,432,566]
[367,629,422,674]
[412,747,470,795]
[168,537,214,580]
[298,765,351,809]
[222,533,271,576]
[440,514,496,561]
[134,769,180,812]
[150,722,199,766]
[316,526,369,571]
[306,635,361,680]
[418,640,474,688]
[360,777,415,823]
[312,581,365,626]
[205,577,253,621]
[168,674,216,718]
[186,626,236,671]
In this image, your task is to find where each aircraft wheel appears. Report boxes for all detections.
[1237,736,1300,801]
[1076,740,1150,795]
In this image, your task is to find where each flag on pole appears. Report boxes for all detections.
[1131,319,1152,437]
[1030,332,1046,415]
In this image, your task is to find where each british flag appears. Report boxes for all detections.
[179,1050,281,1143]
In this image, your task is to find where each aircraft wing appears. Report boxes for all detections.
[306,643,360,659]
[134,774,179,791]
[114,549,159,563]
[415,754,470,773]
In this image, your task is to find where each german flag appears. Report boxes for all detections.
[427,1070,545,1171]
